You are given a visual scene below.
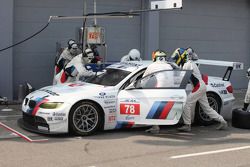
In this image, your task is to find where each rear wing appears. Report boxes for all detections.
[194,59,244,81]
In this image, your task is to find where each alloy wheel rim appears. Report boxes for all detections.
[73,104,98,133]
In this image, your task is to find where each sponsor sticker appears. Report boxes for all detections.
[108,115,116,123]
[120,103,140,115]
[47,117,53,121]
[125,115,135,120]
[54,117,64,121]
[210,83,225,88]
[219,90,227,94]
[52,112,66,117]
[39,89,59,96]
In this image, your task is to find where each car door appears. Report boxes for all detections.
[117,70,191,125]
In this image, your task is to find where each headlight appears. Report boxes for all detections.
[39,102,63,109]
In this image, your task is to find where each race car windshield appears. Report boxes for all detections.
[84,69,131,86]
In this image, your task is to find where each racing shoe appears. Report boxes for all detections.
[145,125,160,134]
[177,124,191,132]
[216,120,228,130]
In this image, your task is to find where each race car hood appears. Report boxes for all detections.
[27,82,112,100]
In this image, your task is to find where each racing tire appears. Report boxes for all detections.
[232,108,250,129]
[69,101,103,136]
[195,93,221,126]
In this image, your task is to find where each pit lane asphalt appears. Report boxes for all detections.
[0,89,250,167]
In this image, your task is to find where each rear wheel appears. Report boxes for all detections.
[195,93,221,125]
[69,101,103,136]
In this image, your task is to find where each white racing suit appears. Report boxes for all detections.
[245,80,250,104]
[54,54,95,84]
[143,61,173,77]
[241,68,250,111]
[182,60,225,125]
[120,55,142,62]
[143,61,173,133]
[53,49,75,84]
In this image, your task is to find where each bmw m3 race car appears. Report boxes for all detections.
[18,60,243,136]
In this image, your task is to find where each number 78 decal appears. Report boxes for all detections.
[120,103,140,115]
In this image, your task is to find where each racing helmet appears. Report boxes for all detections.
[69,43,78,55]
[247,68,250,79]
[67,39,76,49]
[128,49,141,61]
[186,47,199,61]
[152,50,168,62]
[83,48,94,62]
[170,48,188,67]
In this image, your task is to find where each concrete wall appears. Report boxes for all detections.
[159,0,250,88]
[13,0,142,98]
[0,0,14,99]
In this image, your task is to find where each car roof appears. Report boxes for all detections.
[107,60,152,72]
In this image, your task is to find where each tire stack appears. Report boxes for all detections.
[232,108,250,129]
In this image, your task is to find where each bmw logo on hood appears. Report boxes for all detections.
[99,92,106,96]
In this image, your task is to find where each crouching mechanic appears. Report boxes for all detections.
[171,47,228,132]
[242,68,250,111]
[143,50,173,134]
[120,49,142,62]
[54,48,95,84]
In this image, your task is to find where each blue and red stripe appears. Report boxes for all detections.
[115,121,134,129]
[146,101,175,119]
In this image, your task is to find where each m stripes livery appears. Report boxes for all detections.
[146,101,175,119]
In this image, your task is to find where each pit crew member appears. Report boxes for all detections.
[54,48,95,84]
[53,40,79,84]
[120,49,142,62]
[171,47,228,132]
[143,50,173,134]
[242,68,250,111]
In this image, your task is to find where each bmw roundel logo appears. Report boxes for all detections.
[99,92,106,96]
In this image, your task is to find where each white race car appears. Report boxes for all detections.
[18,60,243,136]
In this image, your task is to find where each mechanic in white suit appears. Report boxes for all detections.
[120,49,142,62]
[54,48,95,84]
[171,47,227,132]
[143,50,173,134]
[53,41,79,84]
[242,68,250,111]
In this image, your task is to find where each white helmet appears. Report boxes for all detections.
[69,43,78,55]
[128,49,141,61]
[186,47,198,60]
[67,39,76,49]
[84,48,94,63]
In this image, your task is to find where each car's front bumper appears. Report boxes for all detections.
[18,111,69,134]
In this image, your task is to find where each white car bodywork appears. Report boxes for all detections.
[19,60,243,135]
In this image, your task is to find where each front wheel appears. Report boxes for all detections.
[195,93,221,126]
[69,101,103,136]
